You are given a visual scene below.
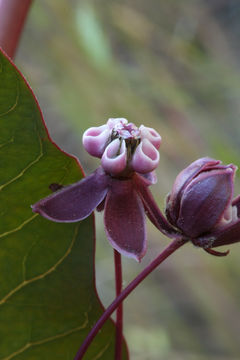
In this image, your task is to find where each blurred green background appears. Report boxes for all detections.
[16,0,240,359]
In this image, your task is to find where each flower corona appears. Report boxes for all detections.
[83,118,161,176]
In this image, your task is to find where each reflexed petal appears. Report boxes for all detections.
[137,171,158,185]
[101,138,127,175]
[82,125,110,158]
[177,168,235,237]
[32,167,110,222]
[131,139,159,174]
[96,198,106,212]
[217,204,238,228]
[232,194,240,217]
[211,219,240,247]
[104,179,146,261]
[134,173,180,238]
[204,248,229,257]
[139,125,161,149]
[166,157,220,224]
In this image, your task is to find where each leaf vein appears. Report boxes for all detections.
[1,312,88,360]
[0,214,38,239]
[0,136,14,149]
[0,81,19,117]
[0,224,79,306]
[92,343,111,360]
[0,134,43,191]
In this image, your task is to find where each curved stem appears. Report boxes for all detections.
[0,0,32,59]
[114,250,123,360]
[74,238,187,359]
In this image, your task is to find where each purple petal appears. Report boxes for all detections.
[32,167,110,222]
[193,214,240,248]
[232,194,240,217]
[166,157,220,225]
[134,173,180,238]
[177,168,234,237]
[204,248,229,257]
[137,171,158,186]
[208,196,240,247]
[104,178,146,261]
[211,220,240,247]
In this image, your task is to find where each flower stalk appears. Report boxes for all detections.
[74,238,187,359]
[114,250,123,360]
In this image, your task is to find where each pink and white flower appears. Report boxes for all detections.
[32,118,174,261]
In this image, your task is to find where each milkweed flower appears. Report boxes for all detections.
[165,157,240,256]
[32,118,175,261]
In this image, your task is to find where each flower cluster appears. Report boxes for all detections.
[32,118,240,260]
[83,118,161,176]
[32,118,172,261]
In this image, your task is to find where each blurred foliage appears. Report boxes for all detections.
[16,0,240,359]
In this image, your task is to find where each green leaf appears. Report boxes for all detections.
[0,49,128,359]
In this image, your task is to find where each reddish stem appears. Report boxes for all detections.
[114,250,123,360]
[74,238,187,359]
[0,0,32,59]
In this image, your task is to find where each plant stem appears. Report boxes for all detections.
[0,0,32,59]
[114,250,123,360]
[74,238,187,359]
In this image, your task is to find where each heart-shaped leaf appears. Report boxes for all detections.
[0,49,128,359]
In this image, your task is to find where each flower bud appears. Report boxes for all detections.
[166,157,237,238]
